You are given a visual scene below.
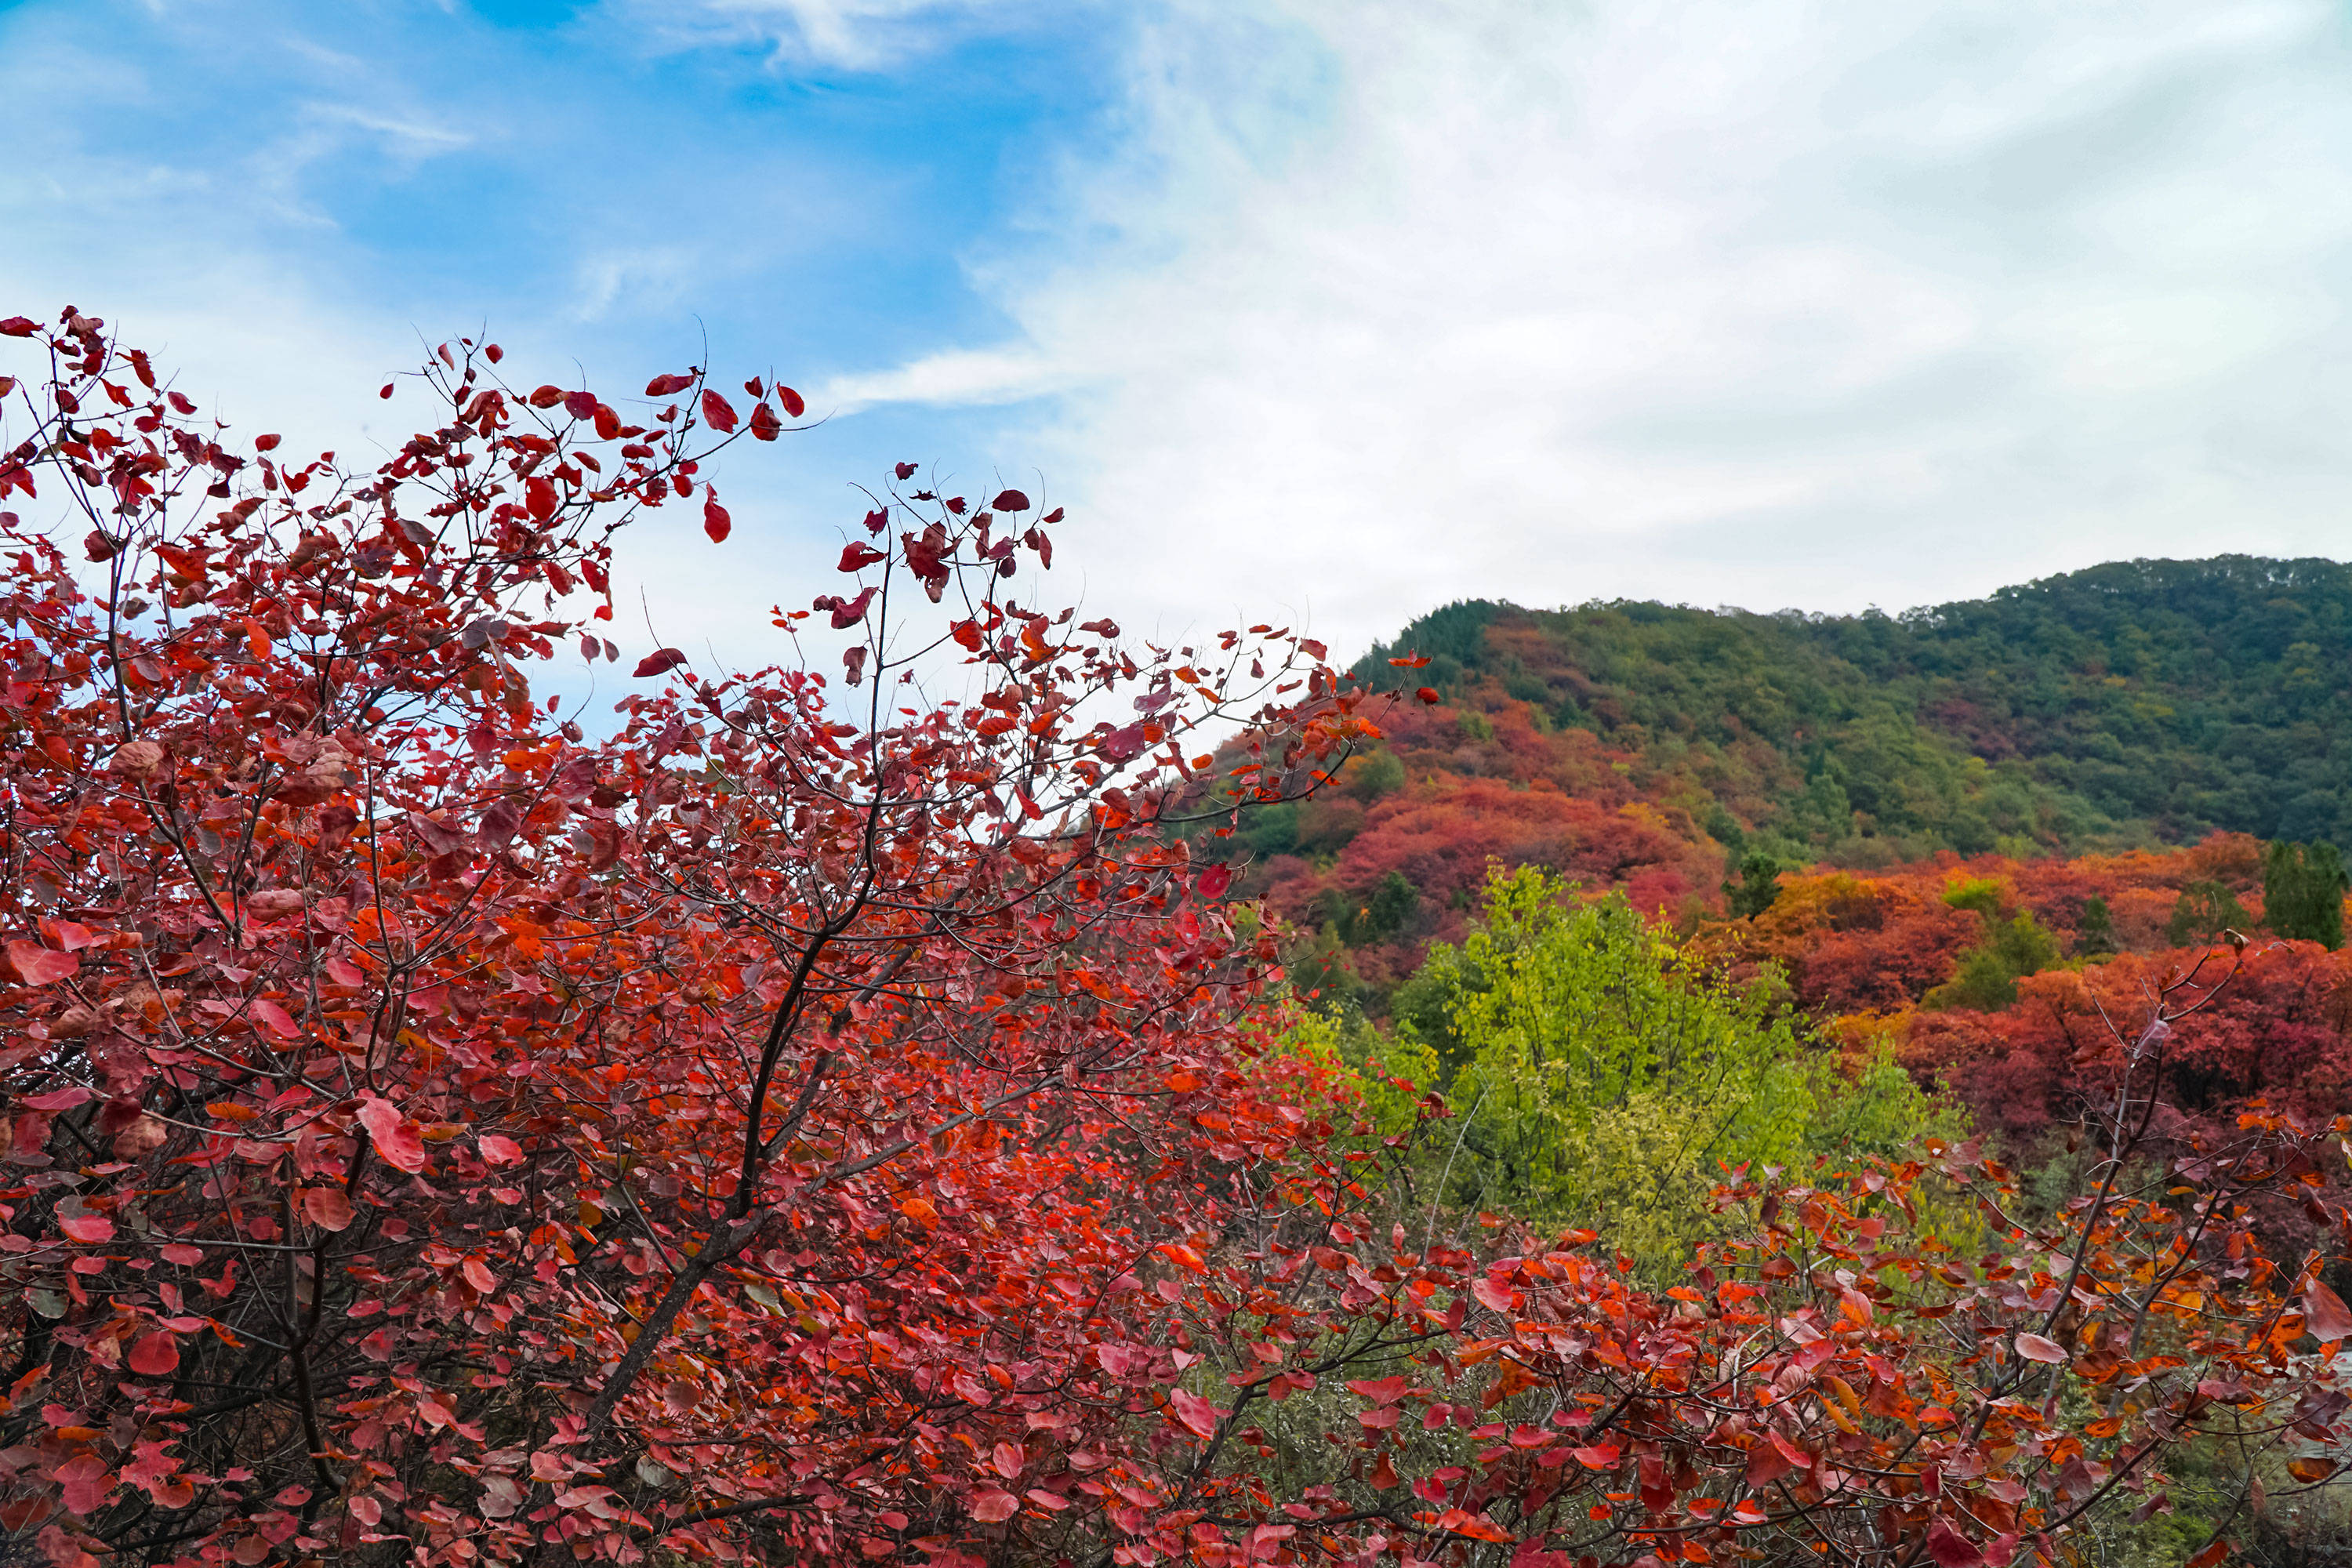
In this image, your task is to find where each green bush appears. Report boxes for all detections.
[2263,839,2347,949]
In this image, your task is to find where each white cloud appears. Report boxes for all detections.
[814,347,1066,412]
[837,0,2352,654]
[614,0,1044,71]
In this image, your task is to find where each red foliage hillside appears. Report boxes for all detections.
[1226,691,1722,990]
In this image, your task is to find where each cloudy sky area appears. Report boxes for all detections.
[4,0,2351,673]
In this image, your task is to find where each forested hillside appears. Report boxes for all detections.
[1363,554,2352,854]
[1229,555,2352,996]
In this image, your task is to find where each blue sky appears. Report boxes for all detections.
[6,0,2352,675]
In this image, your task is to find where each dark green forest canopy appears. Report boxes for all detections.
[1352,554,2352,861]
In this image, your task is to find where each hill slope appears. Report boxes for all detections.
[1359,554,2352,856]
[1227,554,2352,1000]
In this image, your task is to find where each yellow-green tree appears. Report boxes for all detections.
[1375,867,1951,1271]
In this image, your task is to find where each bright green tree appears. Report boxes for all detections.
[1926,879,2062,1011]
[1374,867,1951,1272]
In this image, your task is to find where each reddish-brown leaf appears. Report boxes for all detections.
[2305,1279,2352,1342]
[304,1185,354,1232]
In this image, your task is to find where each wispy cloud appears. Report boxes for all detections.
[303,103,475,155]
[837,0,2352,652]
[815,347,1066,412]
[615,0,1049,71]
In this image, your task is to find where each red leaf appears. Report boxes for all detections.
[1416,687,1439,704]
[991,489,1031,513]
[1472,1276,1515,1312]
[2013,1333,2067,1364]
[644,372,695,397]
[749,401,783,441]
[56,1454,114,1515]
[0,316,38,337]
[42,920,100,952]
[1570,1443,1620,1469]
[969,1490,1018,1523]
[6,940,79,986]
[249,999,301,1040]
[777,385,805,418]
[633,648,687,678]
[700,390,738,433]
[304,1186,354,1232]
[357,1096,428,1174]
[479,1134,524,1166]
[828,586,876,628]
[2305,1278,2352,1342]
[1167,1388,1221,1438]
[2184,1541,2234,1568]
[839,542,886,572]
[1198,864,1232,898]
[59,1211,114,1243]
[379,383,394,399]
[563,390,597,419]
[528,385,565,408]
[703,493,731,543]
[1923,1523,1984,1568]
[895,461,917,480]
[127,1332,179,1377]
[991,1441,1023,1479]
[462,1258,495,1293]
[1745,1441,1792,1487]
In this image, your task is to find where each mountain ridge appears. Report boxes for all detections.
[1352,552,2352,857]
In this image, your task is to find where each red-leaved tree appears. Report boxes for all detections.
[0,308,1380,1566]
